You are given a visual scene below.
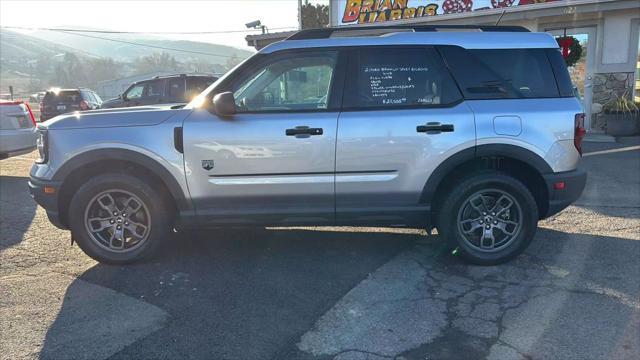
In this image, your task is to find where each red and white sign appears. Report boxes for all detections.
[333,0,560,25]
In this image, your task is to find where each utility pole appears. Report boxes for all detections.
[298,0,303,30]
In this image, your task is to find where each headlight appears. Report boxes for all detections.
[35,130,48,164]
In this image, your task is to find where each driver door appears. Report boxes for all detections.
[183,49,345,226]
[123,83,145,107]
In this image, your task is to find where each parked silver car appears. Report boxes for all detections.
[0,100,37,159]
[29,25,587,265]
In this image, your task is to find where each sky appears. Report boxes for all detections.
[0,0,310,50]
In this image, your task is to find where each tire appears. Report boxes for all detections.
[68,173,172,264]
[437,171,538,265]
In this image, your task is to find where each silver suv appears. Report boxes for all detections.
[29,25,587,265]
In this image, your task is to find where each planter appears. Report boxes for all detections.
[603,111,640,136]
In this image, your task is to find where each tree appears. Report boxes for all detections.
[184,59,215,74]
[85,57,124,88]
[301,1,329,29]
[35,54,52,79]
[224,54,242,72]
[133,52,179,75]
[51,52,87,88]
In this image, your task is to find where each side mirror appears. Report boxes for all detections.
[212,92,236,116]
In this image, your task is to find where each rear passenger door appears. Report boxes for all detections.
[165,77,186,103]
[142,79,165,105]
[335,46,476,226]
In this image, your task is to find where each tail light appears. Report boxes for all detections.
[25,103,37,126]
[36,130,48,164]
[80,100,90,110]
[574,113,586,155]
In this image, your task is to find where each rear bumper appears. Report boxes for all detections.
[28,176,66,229]
[0,129,37,158]
[542,168,587,218]
[0,145,36,159]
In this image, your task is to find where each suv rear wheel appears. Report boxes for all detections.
[437,172,538,265]
[69,173,172,264]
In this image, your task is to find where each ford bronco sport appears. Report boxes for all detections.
[29,25,587,265]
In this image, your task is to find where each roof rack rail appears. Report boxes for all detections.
[287,25,529,40]
[152,73,214,79]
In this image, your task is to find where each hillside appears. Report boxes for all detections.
[0,30,97,65]
[26,29,253,65]
[0,29,253,96]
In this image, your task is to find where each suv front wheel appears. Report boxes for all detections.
[69,173,172,264]
[437,172,539,265]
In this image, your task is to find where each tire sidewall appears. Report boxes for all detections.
[69,173,170,264]
[439,173,538,265]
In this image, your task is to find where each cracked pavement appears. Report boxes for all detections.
[1,139,639,360]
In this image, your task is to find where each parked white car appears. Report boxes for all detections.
[0,100,37,159]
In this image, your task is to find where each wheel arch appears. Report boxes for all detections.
[422,144,552,223]
[53,148,191,228]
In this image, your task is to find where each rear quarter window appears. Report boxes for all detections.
[438,46,561,99]
[186,77,216,101]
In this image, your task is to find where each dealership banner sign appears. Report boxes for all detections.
[337,0,560,25]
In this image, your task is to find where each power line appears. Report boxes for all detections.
[1,25,298,35]
[47,30,247,59]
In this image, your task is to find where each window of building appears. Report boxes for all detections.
[635,41,640,102]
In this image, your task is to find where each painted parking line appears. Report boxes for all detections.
[582,145,640,157]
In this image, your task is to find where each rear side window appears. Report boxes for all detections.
[186,77,215,102]
[43,91,81,104]
[146,80,164,97]
[344,47,462,109]
[439,46,560,99]
[545,49,575,97]
[187,77,215,93]
[166,78,186,100]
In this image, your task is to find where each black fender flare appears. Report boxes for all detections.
[53,148,191,212]
[420,144,552,204]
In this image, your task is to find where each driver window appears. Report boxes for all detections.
[232,51,337,112]
[126,84,144,99]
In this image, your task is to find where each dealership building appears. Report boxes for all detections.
[247,0,640,131]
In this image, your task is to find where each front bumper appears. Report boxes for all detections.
[28,176,66,229]
[542,168,587,218]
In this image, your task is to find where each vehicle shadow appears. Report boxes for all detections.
[39,226,639,359]
[0,175,37,250]
[38,227,421,360]
[400,227,640,360]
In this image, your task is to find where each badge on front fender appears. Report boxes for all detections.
[201,160,214,171]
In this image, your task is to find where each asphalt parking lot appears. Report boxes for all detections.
[1,139,639,360]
